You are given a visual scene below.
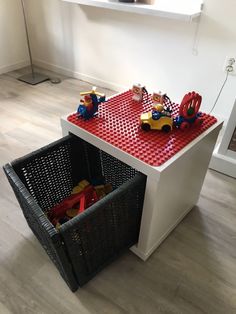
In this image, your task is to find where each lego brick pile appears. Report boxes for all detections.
[48,179,112,229]
[67,90,217,166]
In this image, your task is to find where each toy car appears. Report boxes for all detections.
[140,104,173,132]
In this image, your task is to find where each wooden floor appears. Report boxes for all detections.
[0,68,236,314]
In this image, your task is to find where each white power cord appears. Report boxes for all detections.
[209,57,235,114]
[209,71,229,114]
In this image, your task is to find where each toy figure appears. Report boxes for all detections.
[152,92,172,116]
[152,104,165,120]
[132,84,148,102]
[77,86,106,120]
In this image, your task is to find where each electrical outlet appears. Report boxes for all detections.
[223,56,236,74]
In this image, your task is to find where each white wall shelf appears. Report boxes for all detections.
[62,0,203,22]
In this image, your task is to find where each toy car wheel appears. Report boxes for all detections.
[180,121,190,130]
[162,125,171,133]
[141,123,151,131]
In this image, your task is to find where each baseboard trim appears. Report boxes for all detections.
[209,149,236,178]
[34,59,127,92]
[0,60,30,75]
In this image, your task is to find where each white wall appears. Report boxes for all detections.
[0,0,29,74]
[25,0,236,119]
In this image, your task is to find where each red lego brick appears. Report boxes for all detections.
[68,90,217,166]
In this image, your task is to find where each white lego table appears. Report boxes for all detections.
[61,114,222,260]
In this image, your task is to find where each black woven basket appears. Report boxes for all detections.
[3,134,146,291]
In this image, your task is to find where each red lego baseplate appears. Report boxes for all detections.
[67,90,217,166]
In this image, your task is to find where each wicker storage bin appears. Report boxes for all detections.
[3,134,146,292]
